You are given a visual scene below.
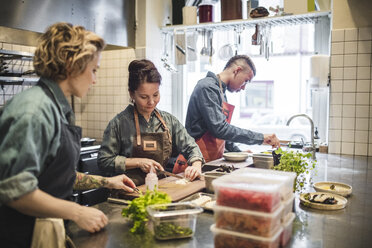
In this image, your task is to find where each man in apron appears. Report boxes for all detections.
[185,55,280,162]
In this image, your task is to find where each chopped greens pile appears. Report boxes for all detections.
[154,222,193,239]
[122,189,171,234]
[273,148,316,193]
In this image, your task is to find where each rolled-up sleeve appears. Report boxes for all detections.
[196,85,264,145]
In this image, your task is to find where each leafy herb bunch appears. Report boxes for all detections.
[122,189,171,234]
[273,148,316,193]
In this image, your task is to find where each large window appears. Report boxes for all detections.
[181,17,330,144]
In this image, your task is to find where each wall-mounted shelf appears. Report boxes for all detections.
[0,49,38,86]
[161,11,331,32]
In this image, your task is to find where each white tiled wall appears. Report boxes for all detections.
[329,27,372,155]
[74,47,174,143]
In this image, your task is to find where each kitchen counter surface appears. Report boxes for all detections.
[67,153,372,248]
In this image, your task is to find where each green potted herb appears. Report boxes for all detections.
[273,148,316,193]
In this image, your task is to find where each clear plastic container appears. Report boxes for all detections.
[145,169,158,191]
[214,204,284,237]
[212,175,282,212]
[280,212,296,247]
[231,167,297,201]
[282,193,295,219]
[146,202,203,240]
[211,224,282,248]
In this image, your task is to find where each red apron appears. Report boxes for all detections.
[196,75,235,163]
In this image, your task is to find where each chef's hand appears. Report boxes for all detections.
[74,206,108,233]
[137,158,164,173]
[106,174,136,193]
[263,133,281,148]
[185,161,202,181]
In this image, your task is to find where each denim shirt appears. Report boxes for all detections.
[0,78,74,205]
[98,104,204,174]
[185,71,264,152]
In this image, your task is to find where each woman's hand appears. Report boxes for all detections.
[106,174,136,192]
[185,161,202,181]
[263,133,281,148]
[74,205,108,233]
[137,158,164,173]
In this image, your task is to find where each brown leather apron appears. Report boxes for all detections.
[126,107,172,185]
[195,75,235,163]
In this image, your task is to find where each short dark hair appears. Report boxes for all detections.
[128,59,162,92]
[224,55,256,76]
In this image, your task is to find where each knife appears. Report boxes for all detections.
[156,169,187,180]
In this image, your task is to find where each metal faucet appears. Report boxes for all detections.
[286,114,316,160]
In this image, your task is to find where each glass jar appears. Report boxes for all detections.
[198,1,214,23]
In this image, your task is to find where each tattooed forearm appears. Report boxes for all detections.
[74,172,109,190]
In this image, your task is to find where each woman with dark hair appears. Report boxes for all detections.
[98,59,204,185]
[0,22,136,247]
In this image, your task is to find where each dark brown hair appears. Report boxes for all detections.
[33,22,105,82]
[128,59,162,92]
[224,55,256,76]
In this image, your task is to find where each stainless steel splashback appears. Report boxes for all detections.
[0,0,135,48]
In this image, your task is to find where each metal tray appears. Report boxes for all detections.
[180,192,215,211]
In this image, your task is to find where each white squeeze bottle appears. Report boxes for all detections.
[145,167,158,191]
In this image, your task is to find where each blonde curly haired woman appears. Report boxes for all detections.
[0,22,136,247]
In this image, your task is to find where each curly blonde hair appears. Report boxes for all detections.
[33,22,106,82]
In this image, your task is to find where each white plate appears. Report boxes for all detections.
[313,181,352,197]
[300,192,347,210]
[223,152,249,162]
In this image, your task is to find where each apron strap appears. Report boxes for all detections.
[134,107,142,146]
[154,110,172,145]
[133,107,172,146]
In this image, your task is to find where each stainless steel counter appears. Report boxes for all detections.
[67,153,372,248]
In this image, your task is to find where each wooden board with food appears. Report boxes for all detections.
[111,176,206,202]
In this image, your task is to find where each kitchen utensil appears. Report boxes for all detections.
[186,31,198,61]
[156,169,188,181]
[218,44,234,60]
[175,32,186,65]
[161,32,178,73]
[313,181,352,197]
[107,197,130,205]
[223,152,249,162]
[200,29,209,56]
[133,187,141,194]
[300,192,347,210]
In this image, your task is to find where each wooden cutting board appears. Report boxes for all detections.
[110,176,206,202]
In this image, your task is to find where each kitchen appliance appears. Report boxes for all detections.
[74,145,109,206]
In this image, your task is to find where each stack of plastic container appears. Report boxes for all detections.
[210,168,296,248]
